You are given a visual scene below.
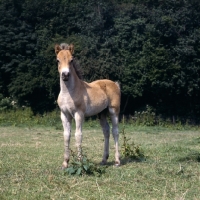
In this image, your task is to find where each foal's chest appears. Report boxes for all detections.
[57,94,77,117]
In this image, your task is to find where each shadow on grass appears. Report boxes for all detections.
[177,151,200,162]
[121,157,146,165]
[103,157,146,167]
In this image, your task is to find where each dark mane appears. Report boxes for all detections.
[71,59,83,80]
[59,43,83,80]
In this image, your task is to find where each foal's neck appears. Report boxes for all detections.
[60,67,82,94]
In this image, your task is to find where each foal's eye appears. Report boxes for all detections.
[56,59,60,64]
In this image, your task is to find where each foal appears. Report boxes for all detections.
[55,43,121,168]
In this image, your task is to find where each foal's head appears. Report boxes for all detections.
[55,43,74,81]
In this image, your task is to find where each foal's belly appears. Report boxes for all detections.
[84,98,108,117]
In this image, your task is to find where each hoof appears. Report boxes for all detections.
[114,161,120,167]
[100,160,107,165]
[62,161,68,169]
[61,166,67,170]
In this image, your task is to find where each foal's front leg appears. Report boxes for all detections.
[61,112,72,169]
[74,112,84,159]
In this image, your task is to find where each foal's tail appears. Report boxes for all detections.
[115,81,121,90]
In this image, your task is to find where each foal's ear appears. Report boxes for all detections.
[55,44,62,55]
[68,44,74,55]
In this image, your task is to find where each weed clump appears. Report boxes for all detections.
[121,125,145,162]
[64,149,106,176]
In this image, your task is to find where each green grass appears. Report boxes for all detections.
[0,124,200,200]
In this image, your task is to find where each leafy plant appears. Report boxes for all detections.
[121,124,145,162]
[64,149,106,176]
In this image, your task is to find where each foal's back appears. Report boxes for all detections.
[83,79,120,117]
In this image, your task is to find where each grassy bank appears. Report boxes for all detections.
[1,123,200,199]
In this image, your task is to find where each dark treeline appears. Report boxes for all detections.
[1,0,200,123]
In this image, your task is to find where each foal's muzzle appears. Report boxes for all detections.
[62,72,70,81]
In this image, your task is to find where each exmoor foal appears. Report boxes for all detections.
[55,43,121,168]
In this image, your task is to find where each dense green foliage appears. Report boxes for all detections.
[1,0,200,122]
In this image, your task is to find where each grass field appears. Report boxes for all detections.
[0,123,200,200]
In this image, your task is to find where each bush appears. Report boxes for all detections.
[131,105,156,126]
[0,94,13,111]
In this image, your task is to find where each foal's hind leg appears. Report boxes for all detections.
[109,108,120,166]
[99,112,110,165]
